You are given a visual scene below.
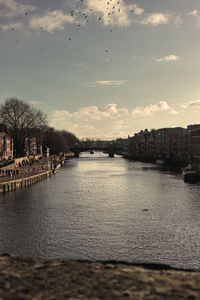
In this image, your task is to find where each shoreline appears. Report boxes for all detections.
[0,255,199,299]
[0,170,53,193]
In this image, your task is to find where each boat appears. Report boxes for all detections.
[182,163,199,184]
[155,159,164,165]
[90,150,94,154]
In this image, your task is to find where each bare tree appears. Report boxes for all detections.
[0,97,47,157]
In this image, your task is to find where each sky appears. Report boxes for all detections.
[0,0,200,140]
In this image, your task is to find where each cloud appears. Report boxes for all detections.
[75,63,85,67]
[168,109,179,115]
[96,80,126,87]
[0,22,23,31]
[29,100,41,105]
[0,0,36,18]
[50,103,130,139]
[189,99,200,106]
[52,110,72,120]
[132,101,170,116]
[130,4,144,16]
[180,100,200,110]
[50,102,188,139]
[141,13,170,26]
[29,10,79,32]
[188,10,198,17]
[156,54,179,62]
[84,0,144,27]
[73,103,120,120]
[52,103,128,123]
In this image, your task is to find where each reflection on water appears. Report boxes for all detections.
[0,152,200,269]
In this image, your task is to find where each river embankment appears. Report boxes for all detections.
[0,255,199,299]
[0,153,74,193]
[0,170,53,193]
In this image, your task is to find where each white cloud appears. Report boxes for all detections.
[181,104,187,109]
[0,0,36,18]
[141,13,170,26]
[130,4,144,16]
[29,10,79,32]
[52,103,128,124]
[96,80,126,87]
[73,103,120,120]
[0,22,23,31]
[188,10,198,17]
[180,100,200,110]
[52,110,72,120]
[156,54,179,62]
[189,99,200,106]
[168,109,179,115]
[50,103,130,139]
[132,101,170,116]
[29,100,41,105]
[84,0,144,27]
[50,101,193,139]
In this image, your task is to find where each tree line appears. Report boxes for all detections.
[0,97,79,157]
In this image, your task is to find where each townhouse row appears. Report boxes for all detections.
[0,124,49,161]
[128,124,200,162]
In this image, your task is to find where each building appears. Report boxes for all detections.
[187,124,200,161]
[24,137,38,156]
[128,126,189,162]
[0,128,13,160]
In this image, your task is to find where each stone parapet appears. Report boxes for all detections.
[0,256,199,299]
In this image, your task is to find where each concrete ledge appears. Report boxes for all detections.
[0,170,53,193]
[0,255,199,299]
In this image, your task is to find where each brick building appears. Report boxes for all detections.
[0,127,13,160]
[128,126,193,162]
[187,124,200,161]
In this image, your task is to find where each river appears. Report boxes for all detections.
[0,152,200,269]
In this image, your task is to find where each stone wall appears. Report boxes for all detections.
[0,170,53,193]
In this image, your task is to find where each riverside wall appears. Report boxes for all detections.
[0,170,53,193]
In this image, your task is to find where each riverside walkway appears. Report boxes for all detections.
[0,156,59,193]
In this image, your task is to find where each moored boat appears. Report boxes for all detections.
[155,159,164,165]
[183,171,199,184]
[182,163,199,184]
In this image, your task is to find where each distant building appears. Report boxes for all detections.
[128,126,190,162]
[0,126,13,160]
[115,138,129,153]
[187,124,200,161]
[24,137,38,156]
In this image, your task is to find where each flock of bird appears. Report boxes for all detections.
[8,0,135,55]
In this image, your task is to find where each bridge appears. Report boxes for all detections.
[70,145,126,158]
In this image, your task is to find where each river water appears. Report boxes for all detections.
[0,152,200,269]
